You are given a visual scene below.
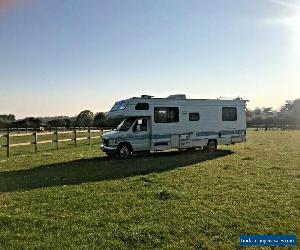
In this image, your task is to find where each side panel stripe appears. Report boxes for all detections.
[116,130,246,141]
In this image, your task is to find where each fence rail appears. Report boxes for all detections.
[247,125,300,130]
[0,128,109,157]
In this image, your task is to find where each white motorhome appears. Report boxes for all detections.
[101,95,247,159]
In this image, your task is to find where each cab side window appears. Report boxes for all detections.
[133,118,147,132]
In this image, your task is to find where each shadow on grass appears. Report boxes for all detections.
[0,150,233,192]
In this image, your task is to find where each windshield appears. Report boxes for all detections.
[116,117,137,131]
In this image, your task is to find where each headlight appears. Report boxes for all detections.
[109,138,117,145]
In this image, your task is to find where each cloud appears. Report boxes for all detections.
[261,16,299,26]
[258,0,300,27]
[266,0,300,9]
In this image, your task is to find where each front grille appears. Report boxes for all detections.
[103,138,109,146]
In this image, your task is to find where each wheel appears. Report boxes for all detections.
[118,145,131,159]
[207,140,217,152]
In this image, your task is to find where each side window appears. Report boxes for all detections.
[133,118,147,131]
[189,112,200,121]
[135,103,149,110]
[154,107,179,123]
[139,118,147,131]
[222,107,237,121]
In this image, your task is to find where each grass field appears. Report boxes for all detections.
[0,130,299,249]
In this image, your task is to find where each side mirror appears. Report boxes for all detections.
[134,125,141,132]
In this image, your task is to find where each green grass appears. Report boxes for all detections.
[0,130,299,249]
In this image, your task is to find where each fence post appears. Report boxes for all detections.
[88,128,91,146]
[55,127,59,150]
[74,128,77,148]
[6,128,10,158]
[34,129,38,153]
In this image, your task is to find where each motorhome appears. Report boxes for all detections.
[101,95,247,159]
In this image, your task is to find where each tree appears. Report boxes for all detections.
[278,99,300,126]
[263,107,274,116]
[280,100,293,113]
[48,119,66,127]
[26,117,42,128]
[254,107,262,116]
[0,120,8,128]
[12,117,42,128]
[291,99,300,118]
[93,112,106,127]
[64,118,73,128]
[0,114,16,128]
[0,114,15,121]
[76,110,94,127]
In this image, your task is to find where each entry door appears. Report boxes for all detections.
[131,118,151,151]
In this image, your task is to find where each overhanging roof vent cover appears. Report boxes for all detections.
[167,94,186,100]
[141,95,153,99]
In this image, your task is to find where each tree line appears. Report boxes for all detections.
[0,110,122,129]
[247,99,300,128]
[1,98,299,129]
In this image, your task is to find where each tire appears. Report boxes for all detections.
[207,140,217,152]
[118,145,131,159]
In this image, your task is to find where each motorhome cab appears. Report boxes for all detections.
[101,95,247,159]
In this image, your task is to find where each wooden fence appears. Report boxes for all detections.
[0,128,108,157]
[247,125,300,131]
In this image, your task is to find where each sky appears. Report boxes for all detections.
[0,0,300,118]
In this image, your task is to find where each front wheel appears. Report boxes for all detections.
[207,140,217,152]
[118,145,131,159]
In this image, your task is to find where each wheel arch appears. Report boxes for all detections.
[208,138,218,145]
[117,141,133,153]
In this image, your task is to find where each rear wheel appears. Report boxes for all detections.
[207,140,217,152]
[118,145,131,159]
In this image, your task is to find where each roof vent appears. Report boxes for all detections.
[167,94,186,100]
[141,95,153,99]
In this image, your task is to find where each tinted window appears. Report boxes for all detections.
[154,107,179,123]
[189,112,200,121]
[116,117,137,131]
[135,103,149,110]
[222,107,237,121]
[133,118,147,131]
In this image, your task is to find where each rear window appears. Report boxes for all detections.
[222,107,237,121]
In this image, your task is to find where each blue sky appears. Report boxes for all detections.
[1,0,300,118]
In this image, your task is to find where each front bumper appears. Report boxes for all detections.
[100,144,118,154]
